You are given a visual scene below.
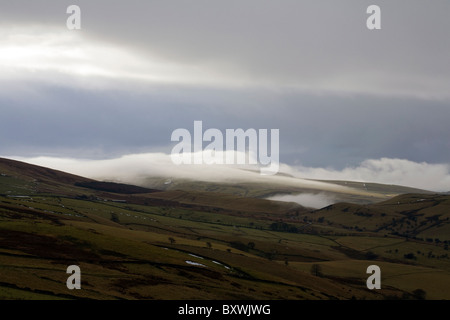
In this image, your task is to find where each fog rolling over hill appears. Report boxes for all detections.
[11,154,436,209]
[1,157,450,300]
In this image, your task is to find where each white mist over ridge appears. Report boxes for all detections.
[11,152,351,194]
[9,153,450,193]
[266,193,336,209]
[283,158,450,193]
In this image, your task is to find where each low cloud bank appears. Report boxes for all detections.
[284,158,450,192]
[266,193,336,209]
[10,153,350,194]
[9,154,450,193]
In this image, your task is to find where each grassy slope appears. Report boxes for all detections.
[312,193,450,241]
[141,176,432,205]
[0,196,365,300]
[1,158,449,300]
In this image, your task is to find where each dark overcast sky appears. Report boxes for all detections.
[1,0,450,170]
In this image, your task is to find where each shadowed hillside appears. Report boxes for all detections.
[1,157,449,300]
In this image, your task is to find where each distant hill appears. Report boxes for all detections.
[140,175,434,206]
[312,193,450,241]
[317,179,433,196]
[0,157,158,197]
[0,157,91,185]
[0,157,302,216]
[74,181,159,194]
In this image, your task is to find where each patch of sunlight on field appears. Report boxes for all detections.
[289,259,450,299]
[384,270,450,300]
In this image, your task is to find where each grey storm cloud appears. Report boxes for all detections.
[2,83,449,167]
[1,1,450,190]
[1,0,450,97]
